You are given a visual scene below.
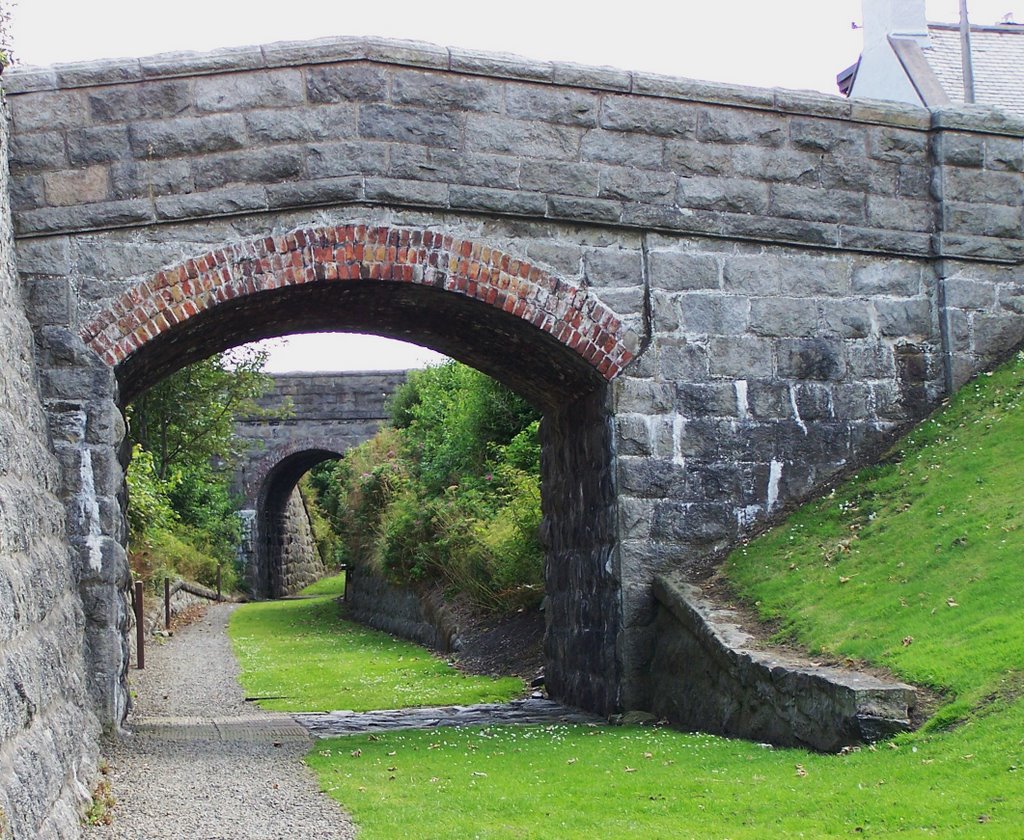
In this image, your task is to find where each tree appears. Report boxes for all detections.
[128,346,276,481]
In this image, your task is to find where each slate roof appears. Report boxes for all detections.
[924,22,1024,116]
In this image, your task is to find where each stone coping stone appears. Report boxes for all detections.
[294,698,603,737]
[652,571,917,751]
[131,713,311,742]
[13,35,1020,134]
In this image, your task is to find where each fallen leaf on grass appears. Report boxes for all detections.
[795,764,807,777]
[625,767,637,773]
[947,597,959,607]
[350,749,362,758]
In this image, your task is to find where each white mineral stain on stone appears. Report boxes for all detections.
[737,504,761,527]
[767,458,783,511]
[788,384,808,435]
[78,447,104,573]
[672,414,685,466]
[734,379,749,420]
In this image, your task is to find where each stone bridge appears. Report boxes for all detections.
[233,370,407,597]
[4,34,1024,834]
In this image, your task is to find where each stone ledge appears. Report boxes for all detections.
[650,572,916,752]
[2,35,967,132]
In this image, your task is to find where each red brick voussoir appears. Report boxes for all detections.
[80,224,634,379]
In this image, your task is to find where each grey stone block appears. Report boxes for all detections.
[678,175,768,215]
[448,48,554,83]
[973,314,1024,356]
[506,85,600,127]
[656,339,710,379]
[306,63,388,103]
[583,248,643,289]
[391,146,517,189]
[391,69,503,112]
[600,96,696,138]
[9,132,67,173]
[777,338,847,381]
[944,277,995,310]
[770,183,865,225]
[128,114,247,159]
[663,140,735,177]
[866,196,934,232]
[449,185,546,216]
[358,104,464,148]
[520,160,599,197]
[707,336,773,378]
[9,174,45,211]
[139,45,265,77]
[819,156,899,195]
[546,195,623,224]
[66,126,130,166]
[897,164,931,199]
[14,199,154,236]
[945,202,1022,239]
[749,297,819,337]
[109,158,193,200]
[722,255,781,295]
[932,131,985,167]
[599,167,675,204]
[648,250,720,292]
[552,61,632,91]
[818,300,872,339]
[15,237,71,276]
[10,89,88,133]
[696,108,786,147]
[88,79,191,123]
[985,136,1024,172]
[631,74,774,108]
[732,147,821,185]
[851,264,925,301]
[869,127,929,163]
[675,382,740,418]
[306,141,389,178]
[789,118,866,153]
[874,297,934,339]
[943,167,1022,204]
[154,186,268,221]
[245,105,357,143]
[679,292,745,336]
[581,130,663,168]
[191,146,305,190]
[467,115,582,159]
[364,177,449,207]
[195,69,305,112]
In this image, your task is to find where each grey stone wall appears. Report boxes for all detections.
[4,37,1023,731]
[345,564,459,653]
[275,487,325,596]
[0,110,97,838]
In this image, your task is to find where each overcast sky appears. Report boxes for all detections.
[12,0,1022,371]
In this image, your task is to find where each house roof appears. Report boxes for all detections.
[923,22,1024,116]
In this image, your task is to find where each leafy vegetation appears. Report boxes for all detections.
[125,348,279,592]
[309,362,544,613]
[302,352,1024,837]
[228,574,522,711]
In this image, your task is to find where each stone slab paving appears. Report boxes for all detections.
[84,604,355,840]
[295,698,604,737]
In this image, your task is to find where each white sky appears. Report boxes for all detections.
[12,0,1022,371]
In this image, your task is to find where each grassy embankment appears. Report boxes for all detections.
[228,573,522,712]
[233,353,1024,836]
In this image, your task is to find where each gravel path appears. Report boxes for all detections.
[84,604,355,840]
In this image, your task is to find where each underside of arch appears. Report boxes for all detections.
[80,223,635,408]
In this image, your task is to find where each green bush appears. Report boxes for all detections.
[310,363,543,613]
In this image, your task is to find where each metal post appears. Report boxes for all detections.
[164,577,171,630]
[959,0,976,103]
[134,580,145,670]
[217,565,223,602]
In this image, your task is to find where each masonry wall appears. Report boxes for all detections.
[0,110,96,839]
[274,487,325,596]
[5,39,1023,727]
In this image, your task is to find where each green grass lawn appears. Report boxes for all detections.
[228,573,522,712]
[298,354,1024,838]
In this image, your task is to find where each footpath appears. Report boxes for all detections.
[85,602,597,839]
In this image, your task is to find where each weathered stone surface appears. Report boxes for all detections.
[650,574,915,752]
[0,117,99,840]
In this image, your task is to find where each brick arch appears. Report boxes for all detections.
[80,223,634,401]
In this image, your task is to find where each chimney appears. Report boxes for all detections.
[862,0,930,46]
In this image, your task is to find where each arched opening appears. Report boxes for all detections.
[255,448,341,599]
[85,222,635,716]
